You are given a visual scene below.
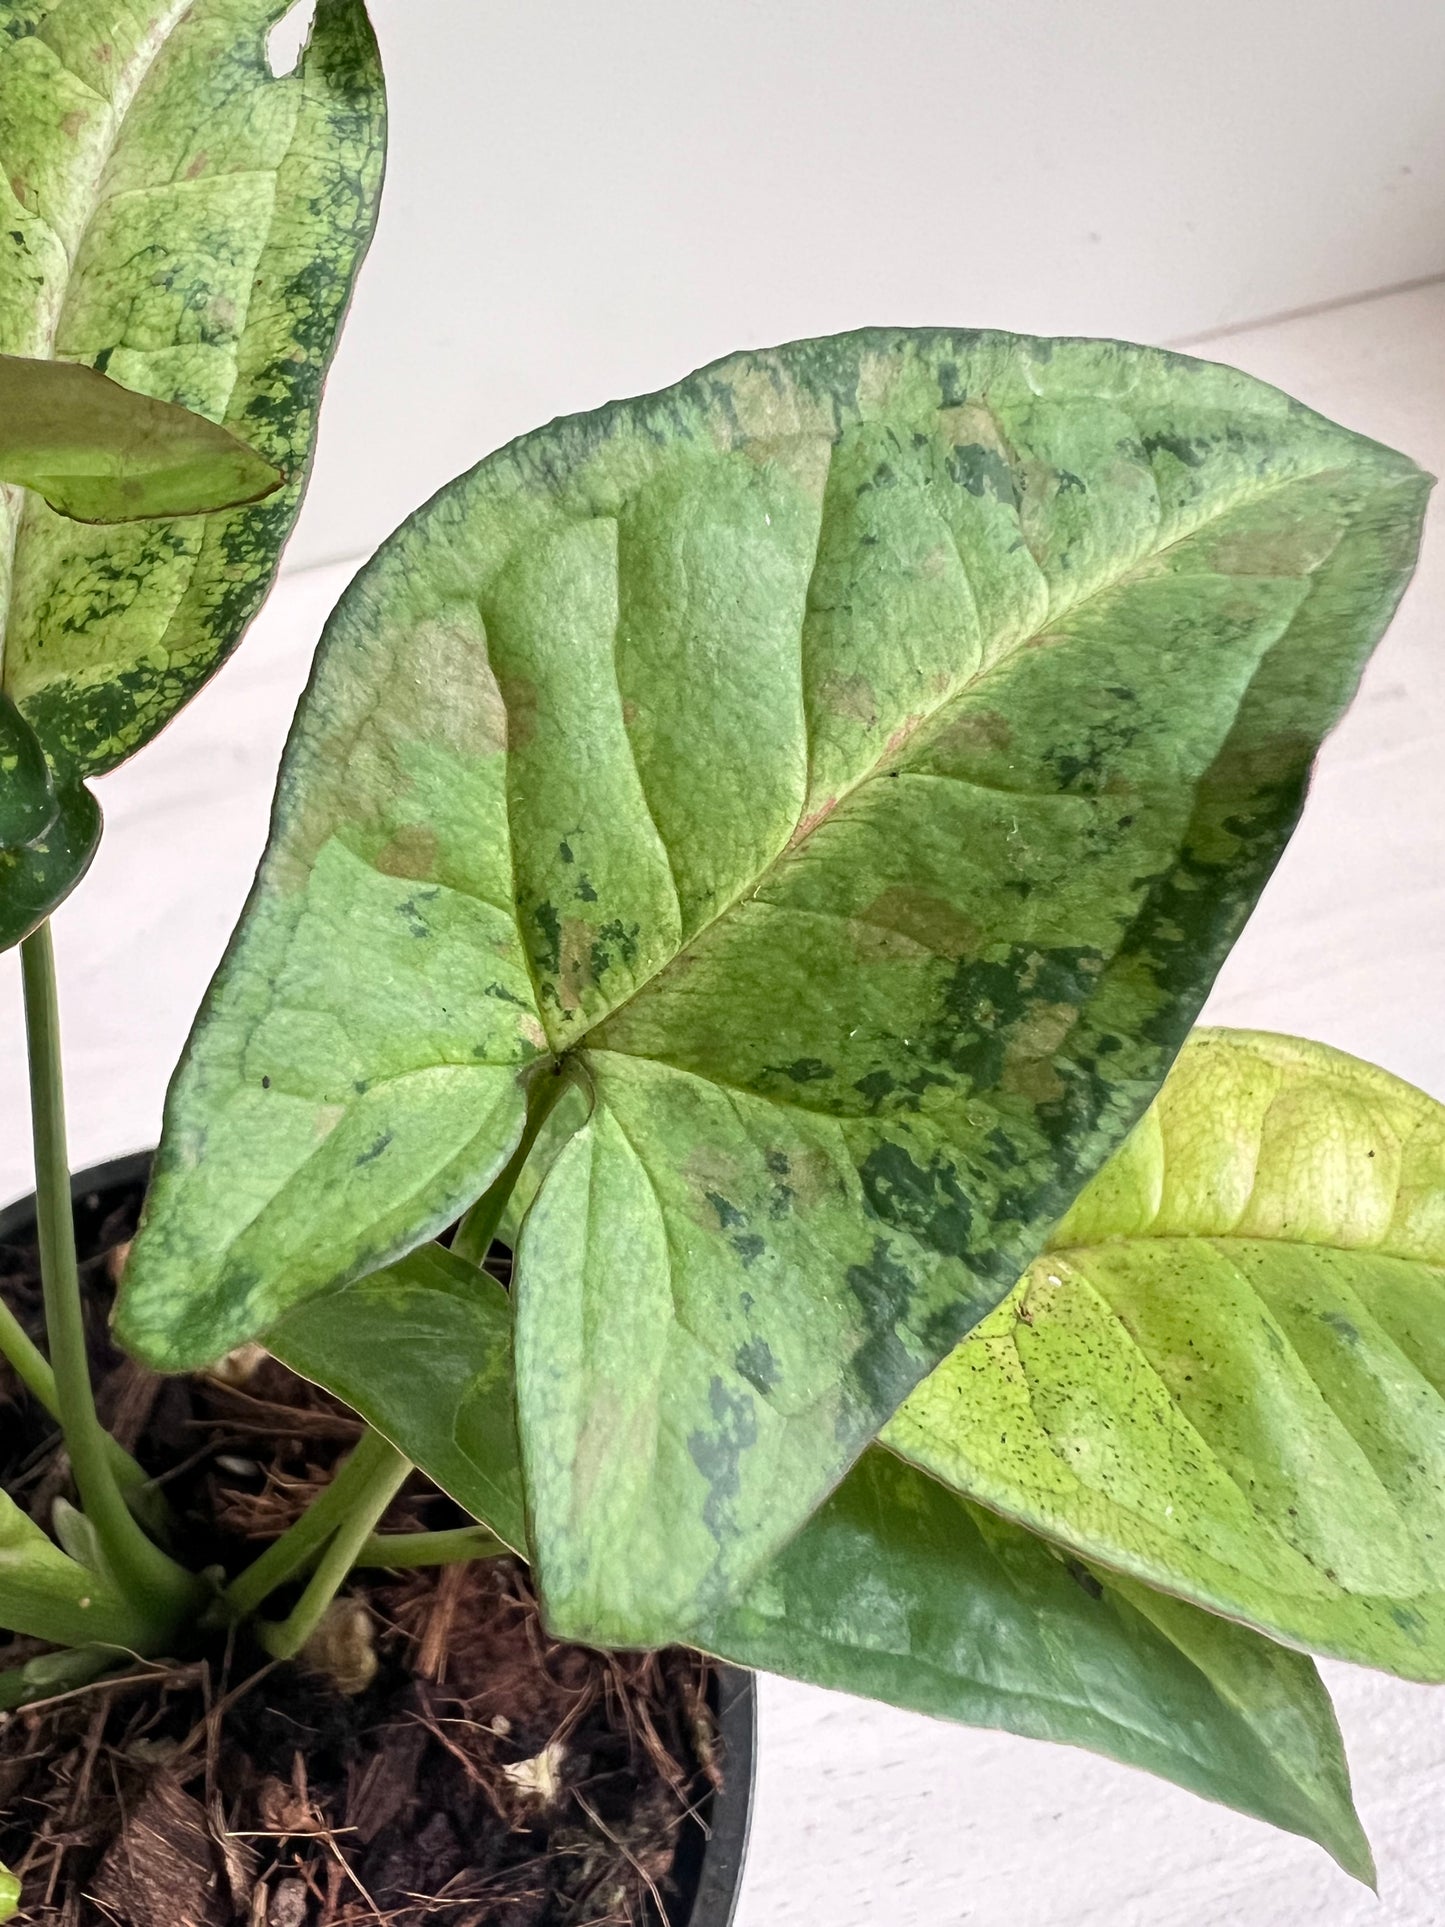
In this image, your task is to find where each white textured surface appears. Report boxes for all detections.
[280,0,1445,572]
[1,284,1443,1919]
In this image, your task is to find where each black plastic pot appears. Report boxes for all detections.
[0,1152,756,1927]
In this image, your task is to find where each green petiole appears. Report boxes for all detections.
[20,924,199,1634]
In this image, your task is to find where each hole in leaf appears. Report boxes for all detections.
[267,0,317,78]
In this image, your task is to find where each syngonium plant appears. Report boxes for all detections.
[102,324,1439,1881]
[0,3,1441,1900]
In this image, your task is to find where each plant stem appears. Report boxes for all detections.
[355,1524,508,1570]
[0,1297,165,1524]
[222,1426,402,1620]
[19,923,197,1628]
[452,1062,572,1265]
[257,1436,412,1660]
[0,1293,61,1412]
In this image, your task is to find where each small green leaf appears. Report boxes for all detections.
[0,353,282,521]
[0,1480,159,1651]
[0,693,100,951]
[0,0,386,782]
[0,1858,18,1922]
[268,1244,528,1555]
[120,331,1429,1646]
[266,1241,1373,1879]
[887,1029,1445,1679]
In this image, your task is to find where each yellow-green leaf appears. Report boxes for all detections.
[887,1029,1445,1679]
[0,352,281,521]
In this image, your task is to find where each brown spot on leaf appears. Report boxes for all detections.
[936,402,1013,459]
[815,670,879,728]
[373,823,439,879]
[741,430,835,500]
[410,612,508,756]
[500,672,538,749]
[184,150,209,180]
[930,708,1013,758]
[1206,512,1343,579]
[1000,1000,1079,1102]
[557,917,596,1010]
[776,1142,840,1211]
[854,886,982,962]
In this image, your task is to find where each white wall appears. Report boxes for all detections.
[283,0,1445,572]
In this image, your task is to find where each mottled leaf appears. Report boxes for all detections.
[266,1237,1373,1878]
[119,331,1428,1645]
[0,1477,158,1650]
[0,690,99,948]
[887,1030,1445,1679]
[0,0,386,783]
[0,352,281,521]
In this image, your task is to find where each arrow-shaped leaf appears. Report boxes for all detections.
[268,1242,1373,1879]
[120,330,1429,1645]
[886,1029,1445,1679]
[0,353,282,521]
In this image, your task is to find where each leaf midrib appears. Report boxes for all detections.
[577,452,1374,1058]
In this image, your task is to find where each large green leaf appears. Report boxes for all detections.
[0,1479,158,1650]
[0,352,281,521]
[0,0,383,957]
[268,1242,1373,1879]
[119,330,1428,1644]
[887,1029,1445,1680]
